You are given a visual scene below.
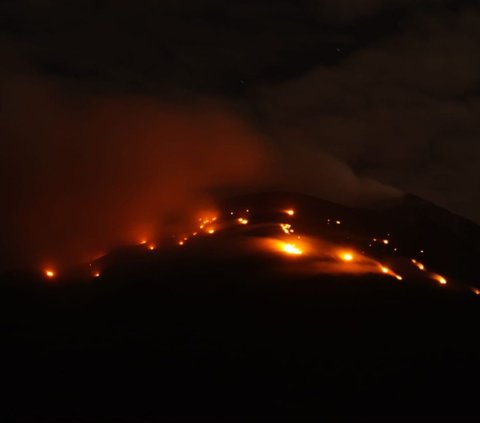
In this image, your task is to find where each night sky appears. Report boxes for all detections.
[1,0,479,267]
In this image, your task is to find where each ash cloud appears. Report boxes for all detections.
[0,66,266,269]
[252,5,480,223]
[1,0,479,269]
[315,0,419,23]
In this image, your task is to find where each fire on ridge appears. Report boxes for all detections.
[37,203,473,297]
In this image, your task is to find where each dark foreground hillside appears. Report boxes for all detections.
[1,192,480,422]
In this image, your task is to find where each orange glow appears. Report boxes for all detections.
[282,243,303,255]
[147,244,156,251]
[208,229,215,234]
[379,265,402,280]
[284,209,295,216]
[472,288,480,295]
[411,259,425,271]
[93,272,101,278]
[433,274,447,285]
[383,239,389,245]
[340,252,354,262]
[335,220,341,225]
[178,241,184,246]
[237,218,249,225]
[280,223,292,234]
[44,269,55,278]
[139,239,147,245]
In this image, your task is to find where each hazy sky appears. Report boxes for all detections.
[1,0,479,266]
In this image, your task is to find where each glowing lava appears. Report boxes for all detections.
[412,259,425,271]
[379,265,403,281]
[280,223,292,234]
[282,243,303,255]
[340,252,354,262]
[433,274,447,285]
[44,269,56,279]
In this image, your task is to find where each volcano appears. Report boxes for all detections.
[1,192,480,422]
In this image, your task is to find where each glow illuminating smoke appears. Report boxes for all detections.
[0,73,266,270]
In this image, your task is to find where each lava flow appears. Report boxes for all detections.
[32,196,480,301]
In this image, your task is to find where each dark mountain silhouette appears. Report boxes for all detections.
[1,192,479,422]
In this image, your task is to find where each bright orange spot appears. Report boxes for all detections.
[381,266,389,274]
[434,275,447,285]
[147,244,156,251]
[396,275,403,281]
[412,259,425,271]
[93,272,101,278]
[341,252,354,262]
[285,209,295,216]
[472,288,480,296]
[237,218,248,225]
[280,223,292,234]
[44,269,55,278]
[282,243,302,255]
[178,241,184,246]
[383,239,389,245]
[208,229,215,234]
[336,220,341,225]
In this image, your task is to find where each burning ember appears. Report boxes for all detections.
[411,259,425,271]
[340,252,354,262]
[433,274,447,285]
[35,200,476,297]
[281,243,303,255]
[44,269,56,279]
